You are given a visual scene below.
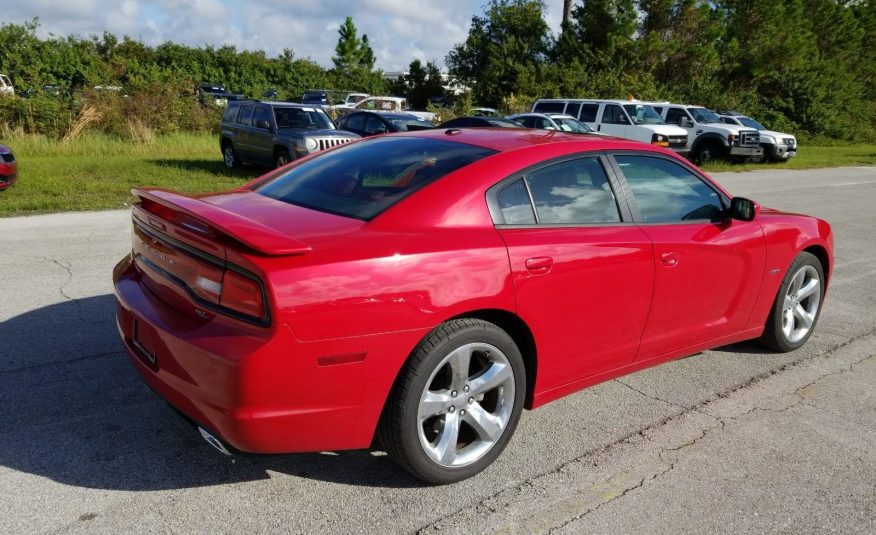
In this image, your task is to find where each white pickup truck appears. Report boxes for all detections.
[0,74,14,96]
[348,96,436,122]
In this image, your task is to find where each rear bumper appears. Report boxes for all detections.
[113,254,424,453]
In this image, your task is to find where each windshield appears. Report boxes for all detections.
[273,107,334,130]
[739,117,767,130]
[486,118,522,128]
[552,117,593,133]
[389,119,434,131]
[623,105,666,125]
[256,137,496,220]
[689,107,721,124]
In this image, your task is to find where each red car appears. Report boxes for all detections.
[113,129,832,483]
[0,144,17,190]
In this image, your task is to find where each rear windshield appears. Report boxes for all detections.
[274,107,334,129]
[256,137,496,220]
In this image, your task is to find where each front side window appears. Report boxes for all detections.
[364,115,387,134]
[602,105,628,125]
[343,113,365,131]
[623,104,666,125]
[615,155,725,223]
[253,107,271,125]
[257,137,496,220]
[525,158,621,224]
[739,117,767,130]
[688,107,721,124]
[665,108,690,126]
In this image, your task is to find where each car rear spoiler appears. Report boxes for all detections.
[132,188,311,256]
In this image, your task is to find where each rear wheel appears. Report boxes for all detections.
[380,319,525,484]
[759,251,825,352]
[222,142,238,169]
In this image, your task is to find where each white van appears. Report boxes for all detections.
[531,99,689,155]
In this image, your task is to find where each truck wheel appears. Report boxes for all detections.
[274,148,292,168]
[222,142,239,169]
[695,141,722,165]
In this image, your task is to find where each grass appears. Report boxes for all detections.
[0,134,874,217]
[0,133,255,216]
[700,144,876,173]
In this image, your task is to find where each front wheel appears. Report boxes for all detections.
[379,319,526,484]
[274,148,292,168]
[759,251,825,352]
[695,141,723,165]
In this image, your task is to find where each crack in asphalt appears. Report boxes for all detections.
[414,329,876,535]
[0,350,121,376]
[0,250,77,303]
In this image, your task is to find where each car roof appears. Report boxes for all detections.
[234,101,320,108]
[392,127,660,153]
[347,111,422,120]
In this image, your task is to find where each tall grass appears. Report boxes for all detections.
[3,131,218,158]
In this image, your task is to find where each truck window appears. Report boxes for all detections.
[533,102,566,114]
[579,103,599,122]
[565,102,582,119]
[665,108,689,126]
[253,107,271,125]
[602,105,628,125]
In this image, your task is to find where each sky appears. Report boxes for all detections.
[0,0,565,71]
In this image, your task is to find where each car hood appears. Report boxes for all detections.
[637,124,688,136]
[276,128,359,139]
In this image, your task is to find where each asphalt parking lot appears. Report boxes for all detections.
[1,166,874,534]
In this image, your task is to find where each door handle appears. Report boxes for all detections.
[597,124,602,131]
[660,252,680,266]
[525,256,553,274]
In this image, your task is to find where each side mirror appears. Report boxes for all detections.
[256,119,272,130]
[729,197,757,221]
[679,117,693,128]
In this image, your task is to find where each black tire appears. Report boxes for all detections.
[694,140,723,165]
[222,141,238,169]
[379,318,526,484]
[759,251,825,352]
[274,148,292,168]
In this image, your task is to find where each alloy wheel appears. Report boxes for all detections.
[417,342,515,468]
[781,265,821,343]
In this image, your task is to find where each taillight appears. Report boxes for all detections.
[220,270,266,320]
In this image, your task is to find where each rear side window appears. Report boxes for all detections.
[615,155,725,222]
[497,180,536,224]
[222,104,239,122]
[257,137,496,220]
[525,158,621,224]
[578,103,599,122]
[237,106,254,125]
[565,102,582,119]
[533,101,566,114]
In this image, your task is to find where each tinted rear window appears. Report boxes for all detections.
[256,137,496,220]
[533,102,566,113]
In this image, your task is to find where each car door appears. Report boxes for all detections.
[492,155,654,392]
[608,153,766,359]
[249,106,275,164]
[597,104,630,137]
[234,105,255,161]
[665,107,697,146]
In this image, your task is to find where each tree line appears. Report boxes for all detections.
[449,0,876,141]
[1,1,874,141]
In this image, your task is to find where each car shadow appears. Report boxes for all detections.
[0,295,425,491]
[710,340,774,355]
[149,159,262,179]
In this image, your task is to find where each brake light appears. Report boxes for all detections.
[221,270,266,320]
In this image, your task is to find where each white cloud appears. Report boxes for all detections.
[0,0,565,70]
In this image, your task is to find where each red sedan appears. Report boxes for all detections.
[0,144,17,190]
[113,129,832,483]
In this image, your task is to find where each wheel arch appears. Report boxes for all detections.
[803,244,830,283]
[446,308,538,410]
[691,132,729,153]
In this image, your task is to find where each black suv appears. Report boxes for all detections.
[220,101,360,169]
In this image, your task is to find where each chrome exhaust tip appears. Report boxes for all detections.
[198,427,233,456]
